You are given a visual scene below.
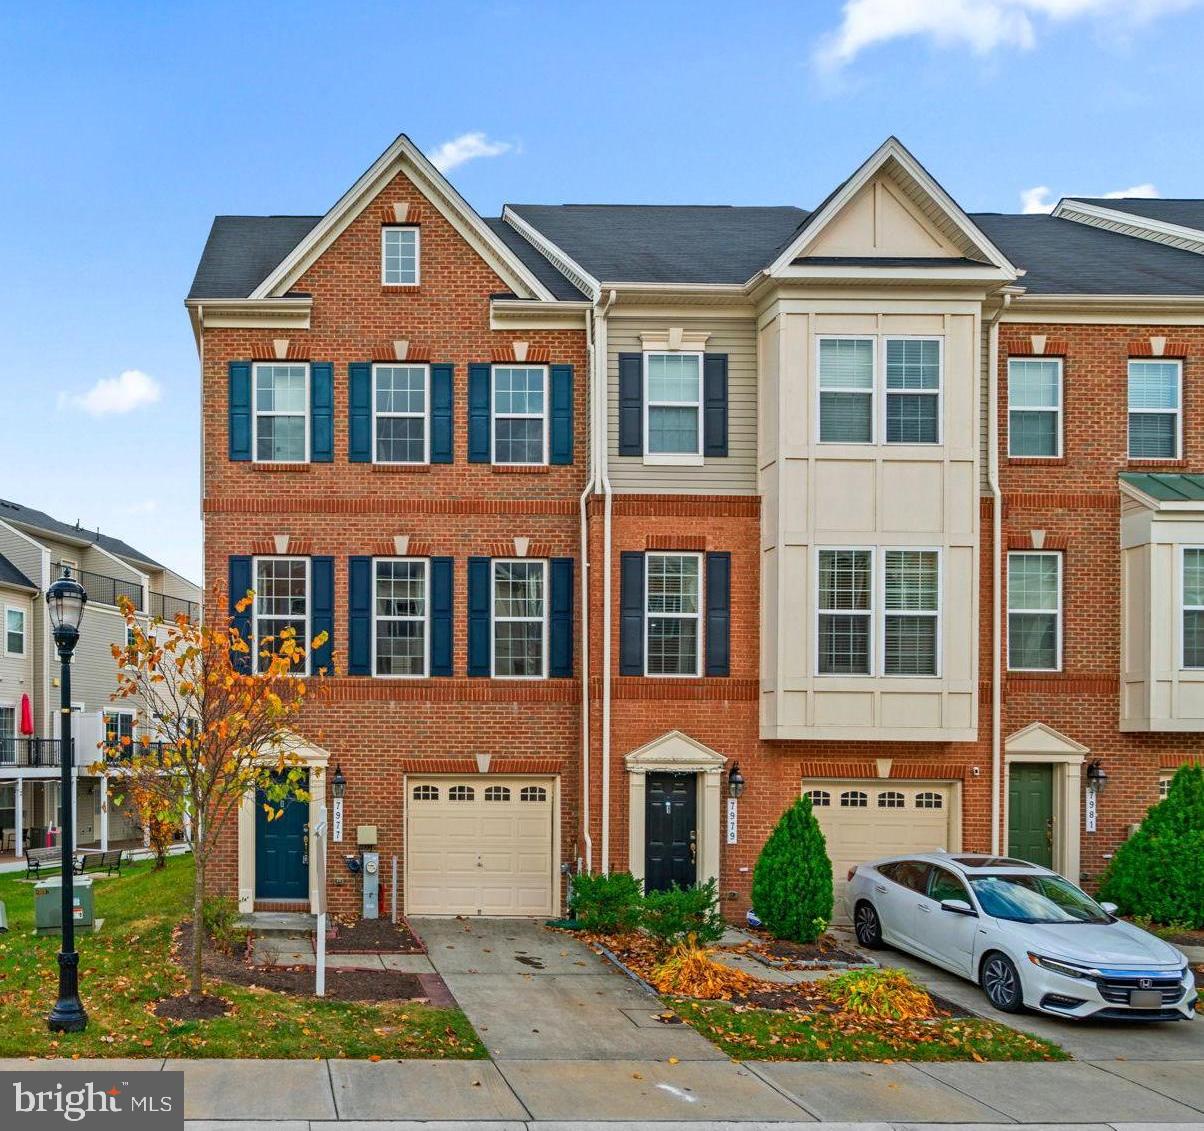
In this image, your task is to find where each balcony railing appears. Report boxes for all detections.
[0,738,73,768]
[150,591,199,623]
[53,563,143,611]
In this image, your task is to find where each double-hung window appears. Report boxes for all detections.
[818,338,874,443]
[645,352,702,456]
[253,363,309,463]
[645,552,702,676]
[818,549,873,674]
[1007,552,1061,671]
[1182,548,1204,668]
[373,364,428,464]
[885,339,941,443]
[381,226,419,285]
[104,711,135,758]
[253,557,310,674]
[374,558,428,677]
[1128,359,1181,460]
[1008,358,1062,458]
[883,550,939,675]
[493,559,546,677]
[4,607,25,656]
[493,366,548,465]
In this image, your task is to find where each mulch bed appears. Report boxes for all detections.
[327,915,424,954]
[1164,927,1204,947]
[174,921,432,1003]
[744,931,868,968]
[154,994,230,1020]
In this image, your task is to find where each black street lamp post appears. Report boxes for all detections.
[46,567,88,1033]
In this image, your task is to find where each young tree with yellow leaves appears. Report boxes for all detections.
[99,587,328,1003]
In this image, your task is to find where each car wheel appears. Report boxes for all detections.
[980,951,1024,1013]
[853,901,883,948]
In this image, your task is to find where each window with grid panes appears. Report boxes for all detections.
[818,549,872,674]
[254,364,308,462]
[819,338,874,443]
[493,560,546,677]
[645,353,702,454]
[374,365,427,463]
[254,557,309,673]
[381,226,419,285]
[1008,359,1062,457]
[1128,360,1181,460]
[884,550,939,675]
[885,339,940,443]
[1007,552,1060,670]
[375,559,427,676]
[493,366,547,464]
[645,553,701,675]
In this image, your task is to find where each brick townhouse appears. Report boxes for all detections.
[187,134,1204,921]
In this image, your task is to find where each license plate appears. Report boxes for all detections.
[1129,989,1162,1008]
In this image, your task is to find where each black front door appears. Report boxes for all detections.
[645,773,697,892]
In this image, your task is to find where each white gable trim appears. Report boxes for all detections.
[624,729,727,773]
[1054,199,1204,257]
[502,206,600,302]
[250,134,555,302]
[1005,721,1090,758]
[762,137,1018,281]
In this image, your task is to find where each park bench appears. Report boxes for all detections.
[74,850,123,877]
[23,846,60,879]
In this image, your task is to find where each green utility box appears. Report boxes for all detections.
[34,876,94,934]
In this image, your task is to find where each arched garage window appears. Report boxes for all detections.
[840,790,868,808]
[412,784,438,801]
[803,789,831,807]
[448,785,475,802]
[915,791,943,809]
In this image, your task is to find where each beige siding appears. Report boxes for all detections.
[606,317,758,494]
[0,590,35,724]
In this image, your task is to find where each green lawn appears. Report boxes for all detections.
[0,857,484,1059]
[672,998,1069,1062]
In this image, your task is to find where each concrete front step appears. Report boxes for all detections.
[234,910,316,934]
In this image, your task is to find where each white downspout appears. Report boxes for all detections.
[578,305,597,872]
[597,288,617,873]
[987,295,1011,855]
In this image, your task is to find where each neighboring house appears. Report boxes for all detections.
[188,133,1204,921]
[0,498,200,859]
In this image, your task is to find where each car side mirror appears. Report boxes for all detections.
[1099,901,1118,916]
[940,898,976,916]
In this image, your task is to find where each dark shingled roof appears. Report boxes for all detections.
[969,213,1204,295]
[189,215,322,299]
[482,218,589,300]
[0,552,36,592]
[0,498,163,569]
[1070,198,1204,232]
[504,204,809,284]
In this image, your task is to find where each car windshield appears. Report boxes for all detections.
[968,873,1110,924]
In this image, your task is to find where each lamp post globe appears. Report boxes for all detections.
[46,566,88,1033]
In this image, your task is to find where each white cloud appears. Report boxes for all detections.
[59,369,162,416]
[1020,181,1160,212]
[816,0,1199,70]
[427,131,513,173]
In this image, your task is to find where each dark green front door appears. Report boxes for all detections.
[255,773,309,900]
[1008,763,1053,868]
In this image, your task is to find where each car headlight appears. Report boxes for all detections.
[1027,953,1098,980]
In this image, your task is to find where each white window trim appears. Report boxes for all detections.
[1006,550,1063,672]
[816,335,876,446]
[251,555,311,676]
[491,558,548,680]
[1127,358,1182,462]
[642,350,704,464]
[104,708,137,750]
[879,546,943,678]
[882,336,943,446]
[1180,545,1204,670]
[371,363,430,465]
[380,225,421,286]
[643,551,703,678]
[4,604,26,657]
[1158,772,1174,800]
[491,364,550,467]
[251,362,310,465]
[1007,357,1063,460]
[815,546,875,677]
[371,557,430,679]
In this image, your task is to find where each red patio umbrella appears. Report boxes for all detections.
[19,693,33,736]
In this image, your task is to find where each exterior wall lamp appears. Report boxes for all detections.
[331,764,346,799]
[728,763,746,799]
[1086,759,1109,792]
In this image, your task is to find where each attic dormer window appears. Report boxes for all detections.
[382,226,420,285]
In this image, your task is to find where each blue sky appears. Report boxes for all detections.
[3,0,1203,581]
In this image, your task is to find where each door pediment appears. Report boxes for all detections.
[624,730,727,774]
[1005,721,1089,760]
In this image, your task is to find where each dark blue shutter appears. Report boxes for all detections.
[310,556,334,672]
[619,552,645,675]
[467,557,491,675]
[468,364,491,463]
[348,556,372,676]
[550,364,574,465]
[705,552,731,677]
[228,361,252,461]
[430,364,454,464]
[703,354,729,458]
[549,558,573,677]
[618,354,642,456]
[311,362,334,462]
[430,556,453,675]
[228,556,252,672]
[348,363,372,462]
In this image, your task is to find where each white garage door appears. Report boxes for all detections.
[803,781,956,915]
[405,776,556,916]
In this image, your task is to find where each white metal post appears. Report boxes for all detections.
[391,855,398,923]
[14,777,23,858]
[99,775,109,852]
[313,804,328,997]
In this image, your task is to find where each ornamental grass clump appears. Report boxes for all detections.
[824,968,934,1021]
[651,934,757,1000]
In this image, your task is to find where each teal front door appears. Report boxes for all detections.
[255,774,309,900]
[1008,763,1053,868]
